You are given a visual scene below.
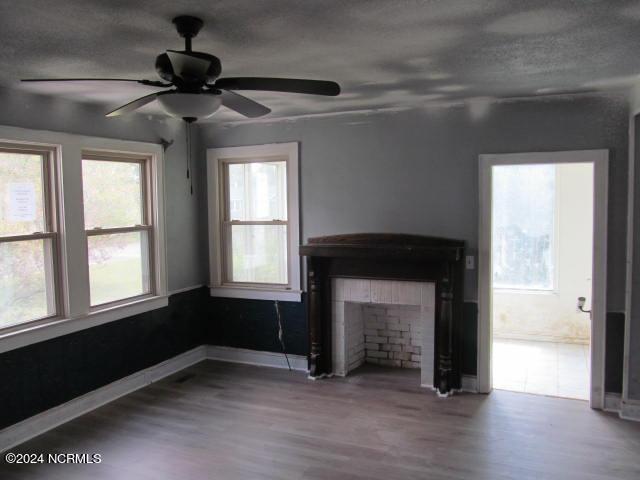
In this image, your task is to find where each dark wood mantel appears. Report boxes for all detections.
[300,233,465,396]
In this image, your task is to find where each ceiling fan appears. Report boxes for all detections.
[22,15,341,122]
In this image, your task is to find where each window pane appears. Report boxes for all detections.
[228,161,287,221]
[492,164,555,290]
[82,159,143,228]
[0,239,56,327]
[0,151,46,236]
[230,225,287,284]
[88,231,150,305]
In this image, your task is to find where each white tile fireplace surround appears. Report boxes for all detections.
[331,278,436,388]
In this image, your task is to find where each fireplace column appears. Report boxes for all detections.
[307,257,326,377]
[437,262,454,396]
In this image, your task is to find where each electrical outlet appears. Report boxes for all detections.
[466,255,475,270]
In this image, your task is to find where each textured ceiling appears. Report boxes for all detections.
[2,0,640,122]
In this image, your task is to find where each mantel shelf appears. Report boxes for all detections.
[299,244,463,261]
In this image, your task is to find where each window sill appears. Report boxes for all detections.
[0,295,169,354]
[209,286,302,302]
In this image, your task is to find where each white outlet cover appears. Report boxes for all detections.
[466,255,475,269]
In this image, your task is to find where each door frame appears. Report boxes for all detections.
[478,150,609,409]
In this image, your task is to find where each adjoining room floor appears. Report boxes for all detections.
[493,338,590,400]
[3,361,639,480]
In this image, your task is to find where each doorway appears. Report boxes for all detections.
[478,150,608,408]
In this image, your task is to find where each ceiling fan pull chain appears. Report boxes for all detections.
[189,121,194,195]
[186,121,190,180]
[185,121,194,196]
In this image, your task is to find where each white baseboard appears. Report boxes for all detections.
[620,399,640,422]
[603,393,640,422]
[603,392,621,413]
[206,345,308,372]
[461,374,478,393]
[0,346,207,454]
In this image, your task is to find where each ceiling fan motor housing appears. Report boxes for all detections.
[155,52,221,86]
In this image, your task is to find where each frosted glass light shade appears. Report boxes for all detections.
[158,92,221,119]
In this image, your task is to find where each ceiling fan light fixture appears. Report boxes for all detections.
[157,92,221,120]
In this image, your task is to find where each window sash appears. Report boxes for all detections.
[0,146,57,235]
[0,236,59,326]
[0,144,62,327]
[82,153,155,308]
[82,152,150,229]
[87,226,156,312]
[220,222,289,287]
[221,157,288,223]
[85,226,155,308]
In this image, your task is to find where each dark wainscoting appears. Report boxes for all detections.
[205,295,308,357]
[206,295,478,375]
[0,288,208,430]
[461,302,478,376]
[605,312,625,394]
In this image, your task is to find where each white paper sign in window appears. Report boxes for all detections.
[7,182,36,222]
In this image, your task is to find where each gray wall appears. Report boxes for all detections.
[200,93,629,309]
[0,87,207,291]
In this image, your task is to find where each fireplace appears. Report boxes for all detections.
[299,233,465,396]
[331,278,436,388]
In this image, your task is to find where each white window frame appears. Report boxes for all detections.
[0,142,63,327]
[82,151,157,309]
[0,125,167,354]
[207,142,301,302]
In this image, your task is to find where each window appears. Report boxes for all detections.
[0,126,167,349]
[0,143,60,329]
[208,143,300,301]
[492,164,556,290]
[82,153,154,307]
[226,160,288,284]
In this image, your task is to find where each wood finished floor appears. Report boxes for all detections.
[2,360,640,480]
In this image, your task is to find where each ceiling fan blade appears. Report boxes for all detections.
[21,78,170,87]
[166,50,211,80]
[105,91,166,117]
[215,77,340,96]
[219,90,271,118]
